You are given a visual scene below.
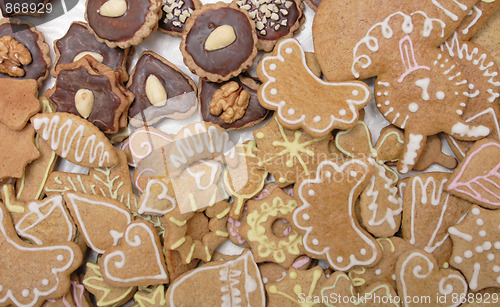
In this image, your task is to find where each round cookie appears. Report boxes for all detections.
[180,2,258,82]
[85,0,163,48]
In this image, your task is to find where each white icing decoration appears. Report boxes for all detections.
[400,133,423,173]
[137,179,177,215]
[450,122,489,138]
[431,0,468,22]
[436,91,445,100]
[415,78,431,101]
[408,103,418,113]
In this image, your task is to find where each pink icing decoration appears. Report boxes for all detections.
[71,280,85,307]
[253,187,273,200]
[292,256,311,269]
[228,217,246,244]
[447,142,500,207]
[281,219,292,237]
[397,35,430,83]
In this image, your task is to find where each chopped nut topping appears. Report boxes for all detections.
[236,0,294,37]
[163,0,193,27]
[209,81,250,124]
[0,36,32,77]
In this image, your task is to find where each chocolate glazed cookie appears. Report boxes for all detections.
[52,21,129,80]
[158,0,201,36]
[127,51,198,127]
[180,2,258,82]
[199,74,269,130]
[0,19,51,87]
[85,0,162,48]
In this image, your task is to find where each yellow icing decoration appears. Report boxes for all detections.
[256,132,265,139]
[170,237,186,250]
[83,263,135,307]
[215,230,228,237]
[376,237,396,252]
[347,266,366,287]
[289,271,298,279]
[134,285,166,307]
[246,196,301,263]
[279,177,286,183]
[185,244,196,264]
[169,217,187,227]
[2,185,24,214]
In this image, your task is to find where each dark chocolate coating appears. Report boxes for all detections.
[86,0,150,42]
[185,7,255,77]
[55,22,127,73]
[49,66,122,132]
[0,22,48,81]
[158,0,195,34]
[128,53,196,118]
[199,75,268,130]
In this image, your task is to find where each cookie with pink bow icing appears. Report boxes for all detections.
[448,205,500,291]
[292,158,381,271]
[446,138,500,209]
[0,200,83,307]
[257,38,371,138]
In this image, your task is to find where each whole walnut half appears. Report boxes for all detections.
[0,36,32,77]
[209,81,250,124]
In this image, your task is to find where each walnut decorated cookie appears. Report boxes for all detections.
[127,51,198,126]
[52,21,129,80]
[85,0,163,49]
[45,56,134,134]
[158,0,202,36]
[199,74,269,130]
[180,2,258,82]
[0,19,51,87]
[233,0,304,51]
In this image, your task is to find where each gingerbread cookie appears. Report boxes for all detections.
[100,220,169,287]
[0,121,40,180]
[257,38,371,138]
[83,262,136,307]
[335,121,404,237]
[45,56,134,134]
[448,205,500,291]
[446,138,500,209]
[293,158,381,271]
[234,0,304,51]
[158,0,202,36]
[253,115,331,187]
[127,51,198,126]
[241,187,304,267]
[0,78,40,131]
[0,19,51,86]
[396,249,468,307]
[85,0,163,48]
[402,172,471,265]
[180,2,258,82]
[32,112,119,168]
[413,134,458,170]
[0,200,83,307]
[52,21,130,80]
[199,74,269,130]
[166,251,265,306]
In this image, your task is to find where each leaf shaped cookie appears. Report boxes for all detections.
[100,220,169,287]
[31,112,118,168]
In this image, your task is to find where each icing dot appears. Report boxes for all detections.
[303,214,310,221]
[289,271,298,279]
[472,208,480,215]
[360,248,366,256]
[377,104,382,108]
[22,289,29,297]
[454,256,463,264]
[57,255,64,261]
[479,230,487,237]
[286,160,293,168]
[456,110,463,115]
[488,253,495,261]
[460,103,466,107]
[476,218,484,226]
[494,266,500,273]
[440,64,444,68]
[308,190,315,196]
[270,88,277,95]
[464,250,473,258]
[312,239,319,245]
[324,171,331,178]
[408,103,418,113]
[455,92,459,95]
[269,64,277,71]
[483,241,492,250]
[384,100,390,106]
[279,177,286,183]
[377,92,382,96]
[313,116,321,123]
[339,109,346,116]
[468,84,474,89]
[443,262,449,269]
[263,277,269,284]
[285,48,293,54]
[352,90,359,96]
[288,108,295,115]
[42,279,49,286]
[495,242,500,249]
[436,91,445,100]
[350,171,357,177]
[391,274,396,281]
[384,92,388,96]
[336,256,343,263]
[256,132,265,139]
[375,269,382,276]
[475,246,484,253]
